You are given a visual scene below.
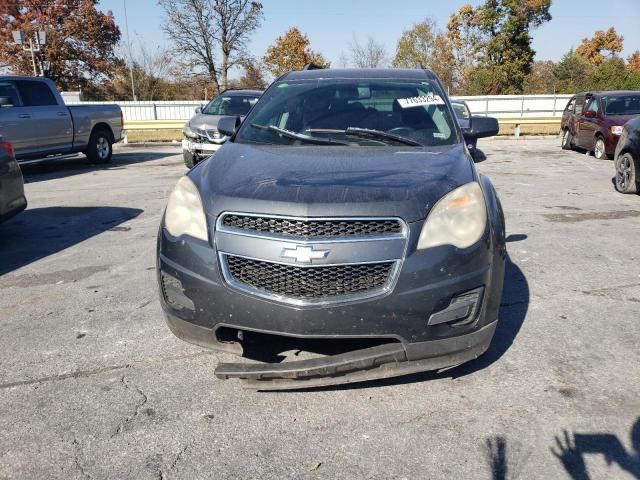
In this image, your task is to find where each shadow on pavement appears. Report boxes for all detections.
[551,418,640,479]
[0,206,143,276]
[20,148,178,184]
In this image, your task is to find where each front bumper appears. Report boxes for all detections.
[182,138,223,156]
[157,218,505,387]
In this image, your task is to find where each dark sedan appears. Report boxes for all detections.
[0,137,26,224]
[561,91,640,159]
[614,117,640,194]
[157,68,504,389]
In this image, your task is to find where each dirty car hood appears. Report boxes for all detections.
[193,142,476,223]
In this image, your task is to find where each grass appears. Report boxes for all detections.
[122,124,561,143]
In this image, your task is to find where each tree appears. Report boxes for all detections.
[349,35,386,68]
[447,0,552,94]
[590,57,627,91]
[523,60,556,94]
[392,19,456,92]
[159,0,263,93]
[627,51,640,73]
[576,27,624,66]
[0,0,121,90]
[236,60,267,89]
[553,50,592,93]
[263,27,329,77]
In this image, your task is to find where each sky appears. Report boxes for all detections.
[100,0,640,75]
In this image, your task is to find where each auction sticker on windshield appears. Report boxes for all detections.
[397,95,445,109]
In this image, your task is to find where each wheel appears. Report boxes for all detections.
[183,150,196,168]
[614,153,638,194]
[593,136,610,160]
[86,128,113,164]
[561,129,574,150]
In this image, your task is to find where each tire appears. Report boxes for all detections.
[593,136,610,160]
[86,128,113,164]
[183,150,196,168]
[614,153,638,194]
[561,129,574,150]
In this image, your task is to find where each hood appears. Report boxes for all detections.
[193,143,476,223]
[188,113,223,131]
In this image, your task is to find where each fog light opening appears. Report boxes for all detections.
[428,287,484,327]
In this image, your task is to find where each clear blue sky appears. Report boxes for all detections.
[100,0,640,75]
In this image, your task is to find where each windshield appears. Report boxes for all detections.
[234,78,458,147]
[202,94,260,116]
[451,103,470,120]
[602,95,640,116]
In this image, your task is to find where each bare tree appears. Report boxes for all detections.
[348,35,387,68]
[158,0,263,93]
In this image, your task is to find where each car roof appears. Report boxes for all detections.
[281,68,438,81]
[0,75,53,82]
[220,89,263,96]
[574,91,640,97]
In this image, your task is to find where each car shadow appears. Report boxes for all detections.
[20,148,179,184]
[0,206,143,276]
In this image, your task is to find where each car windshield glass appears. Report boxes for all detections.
[602,95,640,116]
[202,94,260,116]
[451,103,470,120]
[234,78,458,147]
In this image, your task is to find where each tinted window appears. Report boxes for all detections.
[15,80,57,106]
[235,79,457,147]
[202,94,259,115]
[574,96,585,116]
[602,95,640,116]
[586,98,599,114]
[0,81,22,107]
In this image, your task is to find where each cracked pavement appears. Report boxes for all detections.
[0,139,639,479]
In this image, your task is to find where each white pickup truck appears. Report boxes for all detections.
[0,76,123,163]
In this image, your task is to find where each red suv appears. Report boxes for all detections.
[560,91,640,159]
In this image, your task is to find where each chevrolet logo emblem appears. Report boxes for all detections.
[280,245,330,264]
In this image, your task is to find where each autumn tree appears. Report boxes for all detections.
[523,60,556,94]
[392,19,456,92]
[236,60,267,89]
[575,27,624,66]
[263,28,329,77]
[447,0,552,94]
[553,50,592,93]
[0,0,120,90]
[626,51,640,73]
[159,0,263,93]
[348,35,387,68]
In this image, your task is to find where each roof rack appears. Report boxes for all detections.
[302,63,324,71]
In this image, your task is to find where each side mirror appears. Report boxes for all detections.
[217,115,241,137]
[465,115,499,139]
[584,110,596,118]
[0,96,12,107]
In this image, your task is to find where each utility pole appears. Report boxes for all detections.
[123,0,137,101]
[12,30,47,76]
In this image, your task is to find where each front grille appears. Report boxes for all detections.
[221,215,402,238]
[225,255,394,299]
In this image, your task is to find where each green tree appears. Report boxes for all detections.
[392,19,456,92]
[447,0,552,94]
[0,0,120,90]
[590,57,627,91]
[263,27,329,78]
[623,72,640,90]
[553,50,592,93]
[523,60,556,94]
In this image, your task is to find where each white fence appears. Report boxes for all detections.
[66,95,573,123]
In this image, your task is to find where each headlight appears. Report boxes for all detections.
[164,176,208,241]
[610,126,623,136]
[183,124,198,139]
[417,182,487,250]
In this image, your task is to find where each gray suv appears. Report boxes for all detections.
[158,68,503,389]
[181,89,262,167]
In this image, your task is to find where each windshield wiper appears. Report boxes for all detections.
[306,127,422,146]
[250,124,349,145]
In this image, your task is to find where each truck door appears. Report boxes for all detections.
[14,80,73,157]
[0,81,29,155]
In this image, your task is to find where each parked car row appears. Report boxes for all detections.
[560,90,640,195]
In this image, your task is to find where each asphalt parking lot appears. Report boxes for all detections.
[1,138,639,479]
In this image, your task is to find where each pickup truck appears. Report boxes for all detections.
[0,76,123,163]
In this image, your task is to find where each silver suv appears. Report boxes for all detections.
[181,89,262,167]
